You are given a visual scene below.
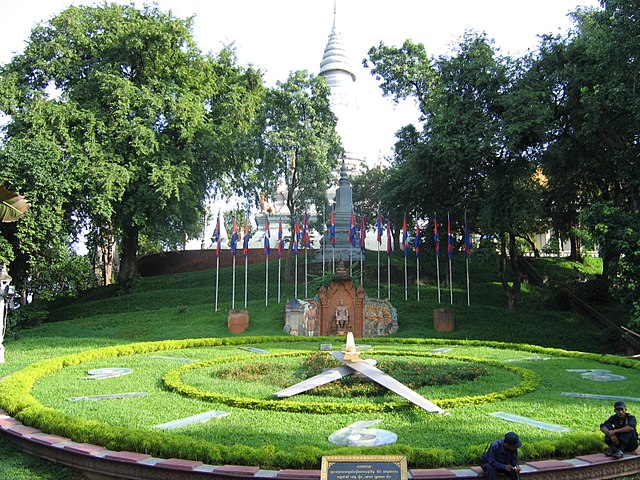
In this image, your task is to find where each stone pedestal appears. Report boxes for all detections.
[318,261,365,337]
[433,308,455,332]
[227,310,249,334]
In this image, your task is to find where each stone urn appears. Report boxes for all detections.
[433,308,455,332]
[227,309,249,334]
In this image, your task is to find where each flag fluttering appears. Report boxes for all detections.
[376,207,383,244]
[243,223,250,257]
[293,218,300,255]
[447,216,454,260]
[277,220,283,258]
[415,224,421,257]
[215,214,221,258]
[230,219,238,257]
[329,205,336,247]
[402,217,408,257]
[386,219,392,256]
[349,210,356,247]
[264,216,271,256]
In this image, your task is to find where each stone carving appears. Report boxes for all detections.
[335,299,349,332]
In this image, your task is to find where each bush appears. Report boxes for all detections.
[575,278,611,304]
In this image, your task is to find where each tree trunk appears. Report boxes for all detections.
[117,225,139,288]
[499,232,521,312]
[568,231,583,262]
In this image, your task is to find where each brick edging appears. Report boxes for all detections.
[2,410,640,479]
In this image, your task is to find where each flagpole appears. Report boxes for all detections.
[278,255,282,304]
[215,254,220,311]
[415,224,421,302]
[265,255,269,306]
[404,254,407,301]
[244,254,248,308]
[434,214,441,304]
[304,248,307,298]
[416,254,420,302]
[295,254,298,299]
[465,209,470,306]
[387,253,391,300]
[322,205,326,277]
[231,214,237,310]
[232,255,236,310]
[214,210,221,311]
[436,256,441,303]
[377,244,381,299]
[448,212,453,305]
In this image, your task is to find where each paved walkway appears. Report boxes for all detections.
[2,408,639,479]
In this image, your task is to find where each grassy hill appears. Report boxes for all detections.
[0,252,632,479]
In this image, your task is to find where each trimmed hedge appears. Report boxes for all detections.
[0,336,637,469]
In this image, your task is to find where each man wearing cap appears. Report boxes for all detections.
[480,431,522,480]
[600,401,638,459]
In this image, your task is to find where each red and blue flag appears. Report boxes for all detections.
[277,219,283,258]
[402,217,408,256]
[447,215,454,260]
[329,205,336,247]
[230,218,238,256]
[264,216,271,256]
[415,224,421,257]
[242,222,250,257]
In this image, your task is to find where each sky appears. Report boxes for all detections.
[1,0,601,161]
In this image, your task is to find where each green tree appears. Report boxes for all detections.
[366,34,546,310]
[255,70,342,241]
[0,4,263,288]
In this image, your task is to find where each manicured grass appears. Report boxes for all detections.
[0,254,633,478]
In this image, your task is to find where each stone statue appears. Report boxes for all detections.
[335,299,349,330]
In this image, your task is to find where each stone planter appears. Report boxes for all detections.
[433,308,455,332]
[227,310,249,334]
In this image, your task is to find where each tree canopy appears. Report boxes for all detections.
[0,3,264,289]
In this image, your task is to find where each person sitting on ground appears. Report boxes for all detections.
[480,431,522,480]
[600,401,638,459]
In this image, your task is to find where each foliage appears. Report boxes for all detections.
[252,70,342,236]
[0,3,264,288]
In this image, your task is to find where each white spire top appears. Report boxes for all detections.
[319,0,356,87]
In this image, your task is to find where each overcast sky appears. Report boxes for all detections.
[1,0,600,159]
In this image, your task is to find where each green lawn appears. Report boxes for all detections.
[0,254,635,478]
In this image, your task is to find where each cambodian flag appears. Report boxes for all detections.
[329,205,336,247]
[415,224,421,257]
[447,215,454,260]
[277,219,283,258]
[386,219,392,256]
[349,209,356,247]
[215,214,221,258]
[360,212,366,252]
[464,219,471,257]
[242,222,250,257]
[433,215,440,257]
[230,218,238,256]
[402,217,408,256]
[376,207,383,244]
[302,210,310,248]
[293,217,300,255]
[264,216,270,256]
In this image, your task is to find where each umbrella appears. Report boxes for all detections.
[0,186,31,222]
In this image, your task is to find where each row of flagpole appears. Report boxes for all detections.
[213,208,473,311]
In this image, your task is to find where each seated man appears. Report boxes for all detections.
[600,401,638,459]
[480,432,522,480]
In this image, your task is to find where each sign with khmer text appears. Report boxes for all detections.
[321,455,407,480]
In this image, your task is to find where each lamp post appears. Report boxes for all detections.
[0,264,14,363]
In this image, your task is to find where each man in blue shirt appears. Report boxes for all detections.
[480,431,522,480]
[600,401,638,459]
